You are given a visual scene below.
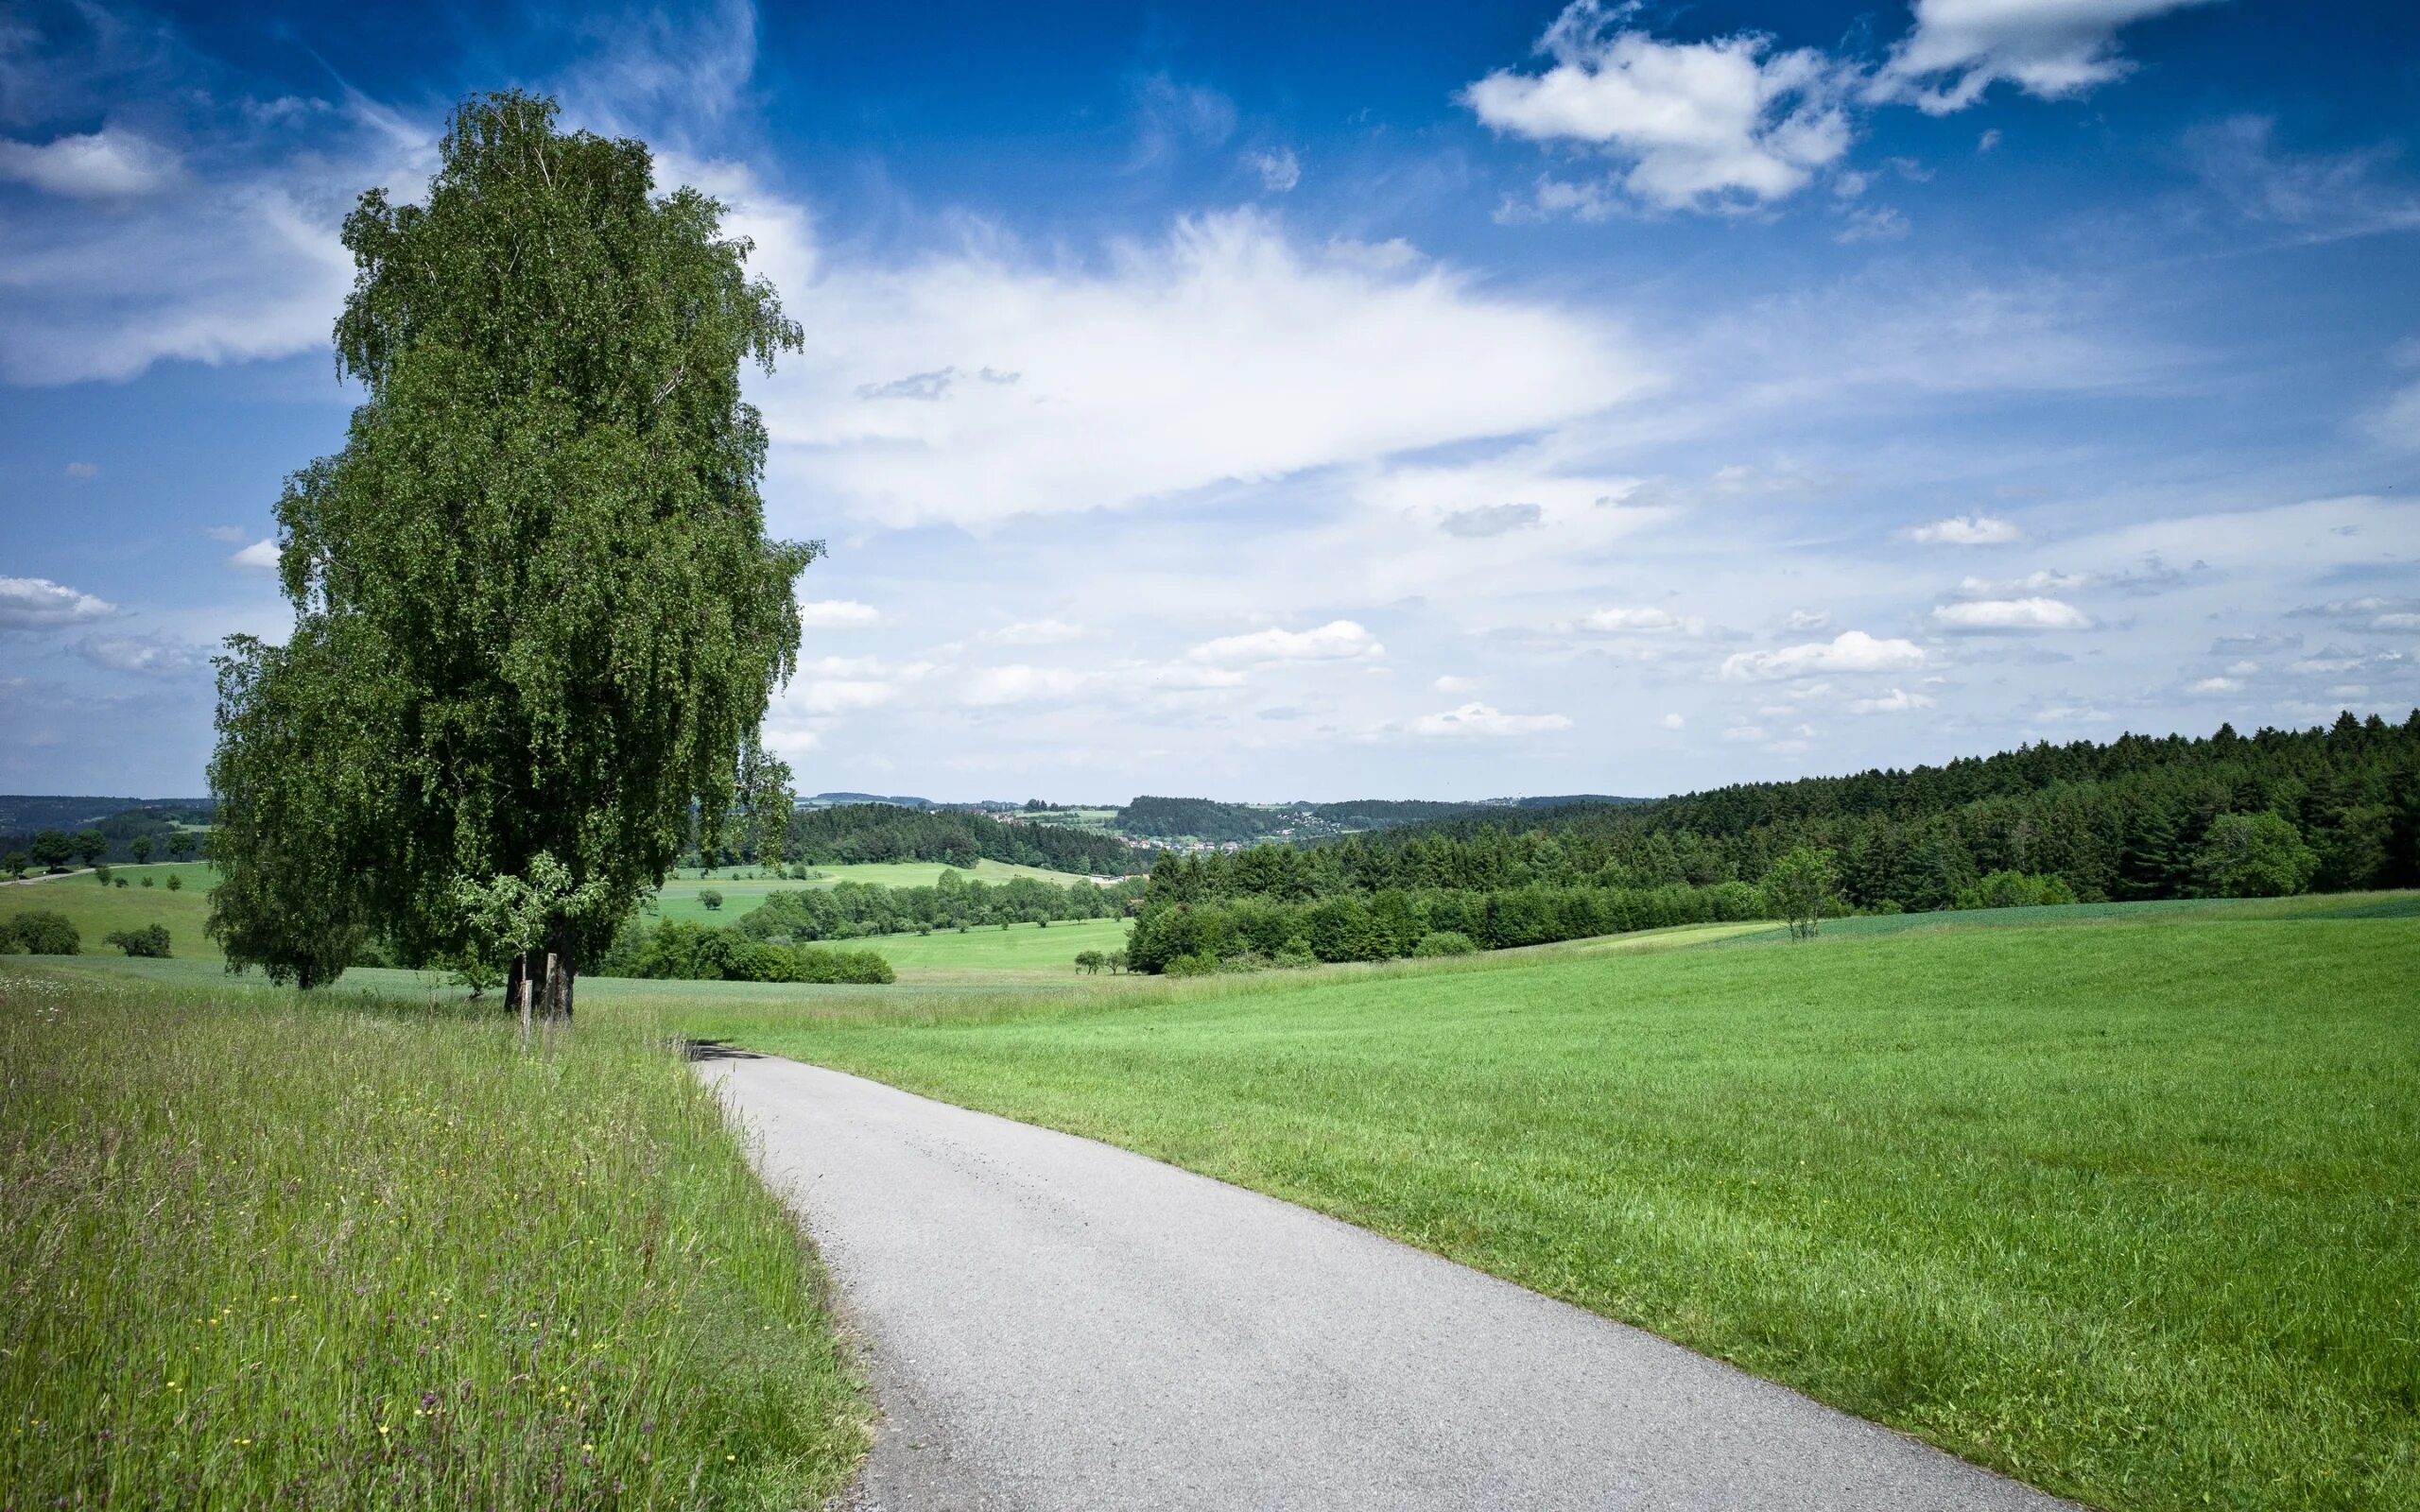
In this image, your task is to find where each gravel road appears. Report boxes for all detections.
[701,1052,2075,1512]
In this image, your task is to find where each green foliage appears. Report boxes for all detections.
[103,924,171,957]
[129,836,153,865]
[167,832,199,862]
[72,830,106,868]
[1073,949,1107,974]
[1116,795,1283,843]
[599,919,892,985]
[0,977,864,1507]
[164,874,182,892]
[700,888,725,912]
[1761,845,1837,939]
[3,851,25,881]
[782,802,1132,876]
[2194,812,2321,898]
[1162,952,1220,977]
[210,91,814,997]
[1953,869,2077,910]
[1411,930,1478,956]
[26,831,73,871]
[2,911,79,955]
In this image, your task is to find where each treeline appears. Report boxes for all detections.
[1129,881,1772,973]
[593,920,894,984]
[733,872,1147,943]
[1339,712,2420,909]
[1115,795,1282,841]
[1118,712,2420,972]
[752,803,1135,876]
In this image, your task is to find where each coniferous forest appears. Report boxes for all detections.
[1125,712,2420,971]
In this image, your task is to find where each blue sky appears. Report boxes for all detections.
[2,0,2416,801]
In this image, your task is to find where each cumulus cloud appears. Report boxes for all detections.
[1188,620,1383,667]
[756,206,1643,527]
[1462,1,1853,212]
[1848,686,1937,713]
[1875,0,2224,114]
[1407,701,1574,737]
[1433,675,1478,694]
[0,576,116,630]
[797,599,881,627]
[1720,629,1927,680]
[961,664,1093,707]
[1242,146,1301,193]
[981,619,1084,645]
[2190,675,2241,694]
[228,539,279,572]
[0,128,182,199]
[1582,606,1700,634]
[73,632,206,677]
[1904,513,2022,544]
[1932,596,2093,631]
[1659,712,1685,730]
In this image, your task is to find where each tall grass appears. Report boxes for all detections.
[0,971,862,1510]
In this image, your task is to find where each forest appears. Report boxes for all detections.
[772,802,1135,875]
[1121,713,2420,972]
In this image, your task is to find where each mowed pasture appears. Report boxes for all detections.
[724,901,2420,1512]
[0,969,864,1509]
[3,863,218,956]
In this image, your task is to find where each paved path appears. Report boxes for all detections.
[701,1053,2075,1512]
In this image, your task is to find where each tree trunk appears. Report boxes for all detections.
[549,917,579,1023]
[515,952,532,1050]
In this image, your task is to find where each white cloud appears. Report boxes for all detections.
[1720,723,1767,743]
[228,539,279,572]
[2191,676,2241,694]
[797,679,894,713]
[759,206,1643,527]
[2186,116,2420,243]
[72,632,205,677]
[2365,380,2420,450]
[1785,609,1831,631]
[1720,629,1927,680]
[1433,675,1478,694]
[1659,712,1685,730]
[0,576,116,629]
[1958,570,2093,595]
[2376,612,2420,632]
[797,598,880,627]
[1582,606,1701,634]
[1406,701,1573,737]
[203,525,250,543]
[1933,596,2094,631]
[1835,204,1910,244]
[1905,513,2022,544]
[961,664,1093,707]
[1978,128,2002,152]
[1462,2,1853,212]
[1848,686,1937,713]
[1242,146,1301,193]
[981,619,1084,645]
[1188,619,1383,667]
[0,129,181,199]
[1875,0,2224,114]
[63,461,97,480]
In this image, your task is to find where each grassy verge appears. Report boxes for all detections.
[0,970,864,1509]
[718,905,2420,1512]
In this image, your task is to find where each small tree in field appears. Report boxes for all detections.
[3,852,25,881]
[130,835,154,865]
[700,889,724,912]
[1075,950,1105,974]
[167,832,198,863]
[27,831,72,872]
[72,831,106,868]
[1763,845,1837,940]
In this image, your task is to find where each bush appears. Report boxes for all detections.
[3,911,79,955]
[1412,930,1478,957]
[700,888,724,912]
[165,874,183,891]
[141,875,155,887]
[1163,952,1220,977]
[2194,812,2321,899]
[103,924,172,957]
[1953,870,2078,910]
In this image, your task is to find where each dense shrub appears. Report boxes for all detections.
[1412,931,1478,957]
[1953,870,2078,910]
[1,911,78,955]
[103,924,171,957]
[596,919,893,984]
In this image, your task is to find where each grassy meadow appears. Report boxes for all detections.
[710,900,2420,1512]
[0,968,864,1510]
[2,864,218,956]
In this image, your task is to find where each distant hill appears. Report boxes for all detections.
[798,791,935,810]
[787,802,1137,876]
[1508,794,1652,809]
[0,797,215,865]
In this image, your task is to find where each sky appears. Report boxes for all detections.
[2,0,2417,802]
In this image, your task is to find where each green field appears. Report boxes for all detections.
[717,901,2420,1512]
[2,863,218,956]
[0,967,864,1508]
[856,917,1132,974]
[651,860,1097,923]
